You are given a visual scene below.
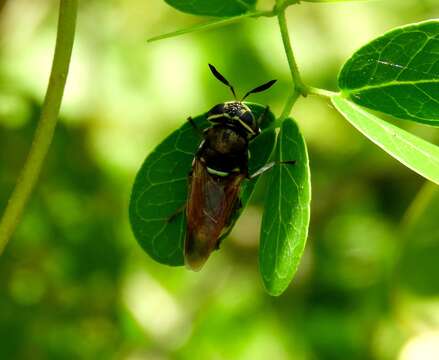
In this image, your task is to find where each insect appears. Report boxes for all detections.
[182,64,295,271]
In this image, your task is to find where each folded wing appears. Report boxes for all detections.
[185,159,245,270]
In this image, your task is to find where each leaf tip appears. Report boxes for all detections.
[263,280,287,297]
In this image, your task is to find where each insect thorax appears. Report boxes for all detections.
[197,126,249,175]
[205,126,247,154]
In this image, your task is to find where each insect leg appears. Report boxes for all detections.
[249,160,296,179]
[167,204,186,223]
[187,117,204,138]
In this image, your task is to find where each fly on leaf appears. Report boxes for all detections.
[178,64,294,270]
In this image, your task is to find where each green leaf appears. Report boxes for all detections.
[332,96,439,184]
[338,20,439,125]
[129,104,276,266]
[259,118,311,296]
[164,0,256,17]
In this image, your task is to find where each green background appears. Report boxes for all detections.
[0,0,438,359]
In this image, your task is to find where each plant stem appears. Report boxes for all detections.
[148,10,274,42]
[276,7,307,120]
[303,0,374,3]
[306,86,338,98]
[279,90,300,121]
[0,0,78,255]
[277,9,307,97]
[400,181,437,230]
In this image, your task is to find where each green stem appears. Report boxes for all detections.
[0,0,78,255]
[148,10,274,43]
[307,86,338,98]
[303,0,374,3]
[276,7,307,121]
[277,9,307,97]
[400,181,437,230]
[279,90,300,121]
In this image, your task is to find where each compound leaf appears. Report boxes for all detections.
[129,104,276,266]
[332,96,439,184]
[339,20,439,125]
[259,118,311,296]
[164,0,257,17]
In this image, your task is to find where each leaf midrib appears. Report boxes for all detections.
[334,97,439,184]
[343,78,439,94]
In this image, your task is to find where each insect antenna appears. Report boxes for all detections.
[241,79,277,101]
[208,64,237,99]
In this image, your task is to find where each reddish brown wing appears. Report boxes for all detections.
[185,158,245,271]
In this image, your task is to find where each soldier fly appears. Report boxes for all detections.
[181,64,295,271]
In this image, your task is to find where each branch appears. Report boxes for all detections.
[148,10,274,43]
[0,0,78,255]
[277,10,306,96]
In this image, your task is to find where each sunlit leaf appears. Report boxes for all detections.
[129,104,276,266]
[339,20,439,125]
[332,96,439,184]
[259,118,311,296]
[164,0,256,17]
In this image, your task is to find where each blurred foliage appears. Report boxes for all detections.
[0,0,438,359]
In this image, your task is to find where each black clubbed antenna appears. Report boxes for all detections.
[208,64,237,99]
[242,79,277,101]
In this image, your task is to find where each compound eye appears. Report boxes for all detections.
[207,104,225,117]
[240,111,254,127]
